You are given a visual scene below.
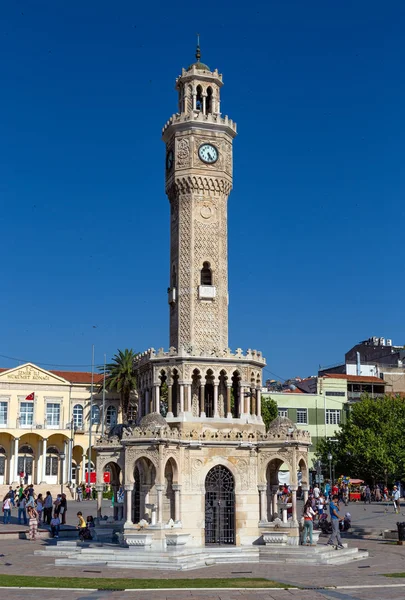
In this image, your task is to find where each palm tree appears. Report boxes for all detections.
[103,349,138,423]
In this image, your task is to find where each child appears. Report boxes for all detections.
[87,515,95,528]
[50,512,60,538]
[76,511,86,531]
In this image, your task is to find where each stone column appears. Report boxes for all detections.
[239,385,245,417]
[154,384,160,414]
[137,390,143,421]
[192,89,196,110]
[41,438,47,483]
[64,440,69,483]
[13,438,19,483]
[95,484,104,518]
[35,440,42,485]
[256,388,262,420]
[302,485,309,504]
[200,384,205,418]
[179,384,184,415]
[226,385,232,418]
[251,389,256,418]
[290,484,298,523]
[271,485,279,517]
[213,383,219,417]
[81,453,87,485]
[202,94,207,115]
[173,484,181,522]
[156,484,164,524]
[124,484,134,528]
[144,389,149,416]
[245,389,251,416]
[258,484,267,522]
[167,385,173,418]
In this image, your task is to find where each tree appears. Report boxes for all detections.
[103,349,138,423]
[315,394,405,485]
[261,396,278,430]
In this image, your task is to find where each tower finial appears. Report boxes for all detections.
[196,32,201,63]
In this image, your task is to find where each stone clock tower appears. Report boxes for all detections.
[162,45,236,353]
[134,46,266,424]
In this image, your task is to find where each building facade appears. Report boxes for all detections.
[0,363,120,487]
[95,48,311,548]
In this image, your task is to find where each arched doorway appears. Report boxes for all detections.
[205,465,235,546]
[18,444,34,485]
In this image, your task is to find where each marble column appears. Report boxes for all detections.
[13,438,19,483]
[41,438,47,483]
[36,440,42,485]
[202,94,207,115]
[245,389,251,416]
[200,384,205,418]
[179,384,184,414]
[154,384,160,414]
[226,385,232,418]
[172,484,181,522]
[64,440,69,483]
[156,484,164,524]
[192,90,196,110]
[213,383,219,417]
[167,385,173,418]
[124,484,134,528]
[251,388,256,418]
[95,484,104,518]
[271,485,279,517]
[290,484,298,523]
[302,485,309,504]
[258,484,267,522]
[256,388,262,420]
[239,386,245,417]
[144,389,149,416]
[81,453,87,485]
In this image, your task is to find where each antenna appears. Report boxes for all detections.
[196,32,201,62]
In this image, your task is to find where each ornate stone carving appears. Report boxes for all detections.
[176,138,190,169]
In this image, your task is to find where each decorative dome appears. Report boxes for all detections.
[267,416,296,434]
[140,412,167,428]
[187,61,211,72]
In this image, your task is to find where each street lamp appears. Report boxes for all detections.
[59,452,66,495]
[327,452,333,487]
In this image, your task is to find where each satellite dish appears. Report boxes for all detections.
[289,384,296,391]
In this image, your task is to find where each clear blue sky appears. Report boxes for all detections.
[1,1,404,380]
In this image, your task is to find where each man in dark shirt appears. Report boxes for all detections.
[328,494,344,549]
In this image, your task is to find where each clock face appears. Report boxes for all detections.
[166,150,174,170]
[198,143,218,164]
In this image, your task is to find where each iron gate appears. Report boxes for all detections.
[205,465,235,545]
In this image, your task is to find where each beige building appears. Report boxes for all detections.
[95,47,311,549]
[0,363,120,487]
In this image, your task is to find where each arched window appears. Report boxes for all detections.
[106,405,117,427]
[196,85,203,110]
[73,404,83,429]
[91,404,100,425]
[46,446,59,477]
[19,444,34,455]
[207,87,213,114]
[201,262,212,285]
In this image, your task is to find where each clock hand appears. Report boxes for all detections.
[208,152,212,160]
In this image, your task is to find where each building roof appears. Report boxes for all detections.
[0,366,103,385]
[187,61,211,71]
[322,373,387,384]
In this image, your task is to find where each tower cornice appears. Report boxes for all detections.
[162,112,237,142]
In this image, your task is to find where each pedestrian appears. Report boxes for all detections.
[50,513,60,538]
[327,494,344,549]
[43,491,53,525]
[85,484,91,501]
[18,484,24,500]
[53,494,61,517]
[302,499,317,546]
[313,484,320,500]
[27,506,38,540]
[375,486,381,502]
[2,495,11,524]
[317,494,325,517]
[8,486,15,507]
[392,486,401,514]
[76,484,83,502]
[59,493,67,525]
[76,511,86,534]
[36,494,44,524]
[364,485,371,504]
[92,486,97,501]
[17,495,28,525]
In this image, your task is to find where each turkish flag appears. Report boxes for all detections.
[25,392,35,401]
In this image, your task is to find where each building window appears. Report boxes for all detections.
[325,391,345,397]
[201,262,212,285]
[278,407,288,418]
[0,401,8,425]
[46,446,59,476]
[91,405,100,425]
[72,404,83,429]
[296,408,307,425]
[20,402,34,426]
[106,405,117,427]
[46,403,60,427]
[326,409,341,425]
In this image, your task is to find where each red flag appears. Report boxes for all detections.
[25,392,35,401]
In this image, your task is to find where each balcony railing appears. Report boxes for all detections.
[347,391,385,401]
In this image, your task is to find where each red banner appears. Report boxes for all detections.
[25,392,35,401]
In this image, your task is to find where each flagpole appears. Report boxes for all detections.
[88,345,95,487]
[101,354,106,437]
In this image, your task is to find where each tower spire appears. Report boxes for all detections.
[195,33,201,63]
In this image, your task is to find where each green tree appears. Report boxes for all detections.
[261,396,278,430]
[315,394,405,485]
[103,349,138,423]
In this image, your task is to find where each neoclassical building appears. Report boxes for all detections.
[95,46,311,548]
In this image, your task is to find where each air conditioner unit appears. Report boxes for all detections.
[380,337,385,346]
[386,339,392,346]
[36,425,43,429]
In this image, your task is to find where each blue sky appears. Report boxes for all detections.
[1,1,404,380]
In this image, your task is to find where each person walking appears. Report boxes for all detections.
[364,485,371,504]
[2,495,11,524]
[18,494,28,525]
[393,486,401,514]
[302,499,317,546]
[59,493,67,525]
[43,491,53,525]
[27,506,38,541]
[36,494,44,524]
[8,487,15,507]
[375,486,381,502]
[76,484,83,502]
[327,494,344,549]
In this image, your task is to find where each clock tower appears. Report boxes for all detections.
[163,43,236,353]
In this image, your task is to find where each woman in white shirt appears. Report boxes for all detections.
[2,495,11,525]
[302,499,317,546]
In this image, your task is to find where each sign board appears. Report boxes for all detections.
[85,472,96,484]
[103,471,111,484]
